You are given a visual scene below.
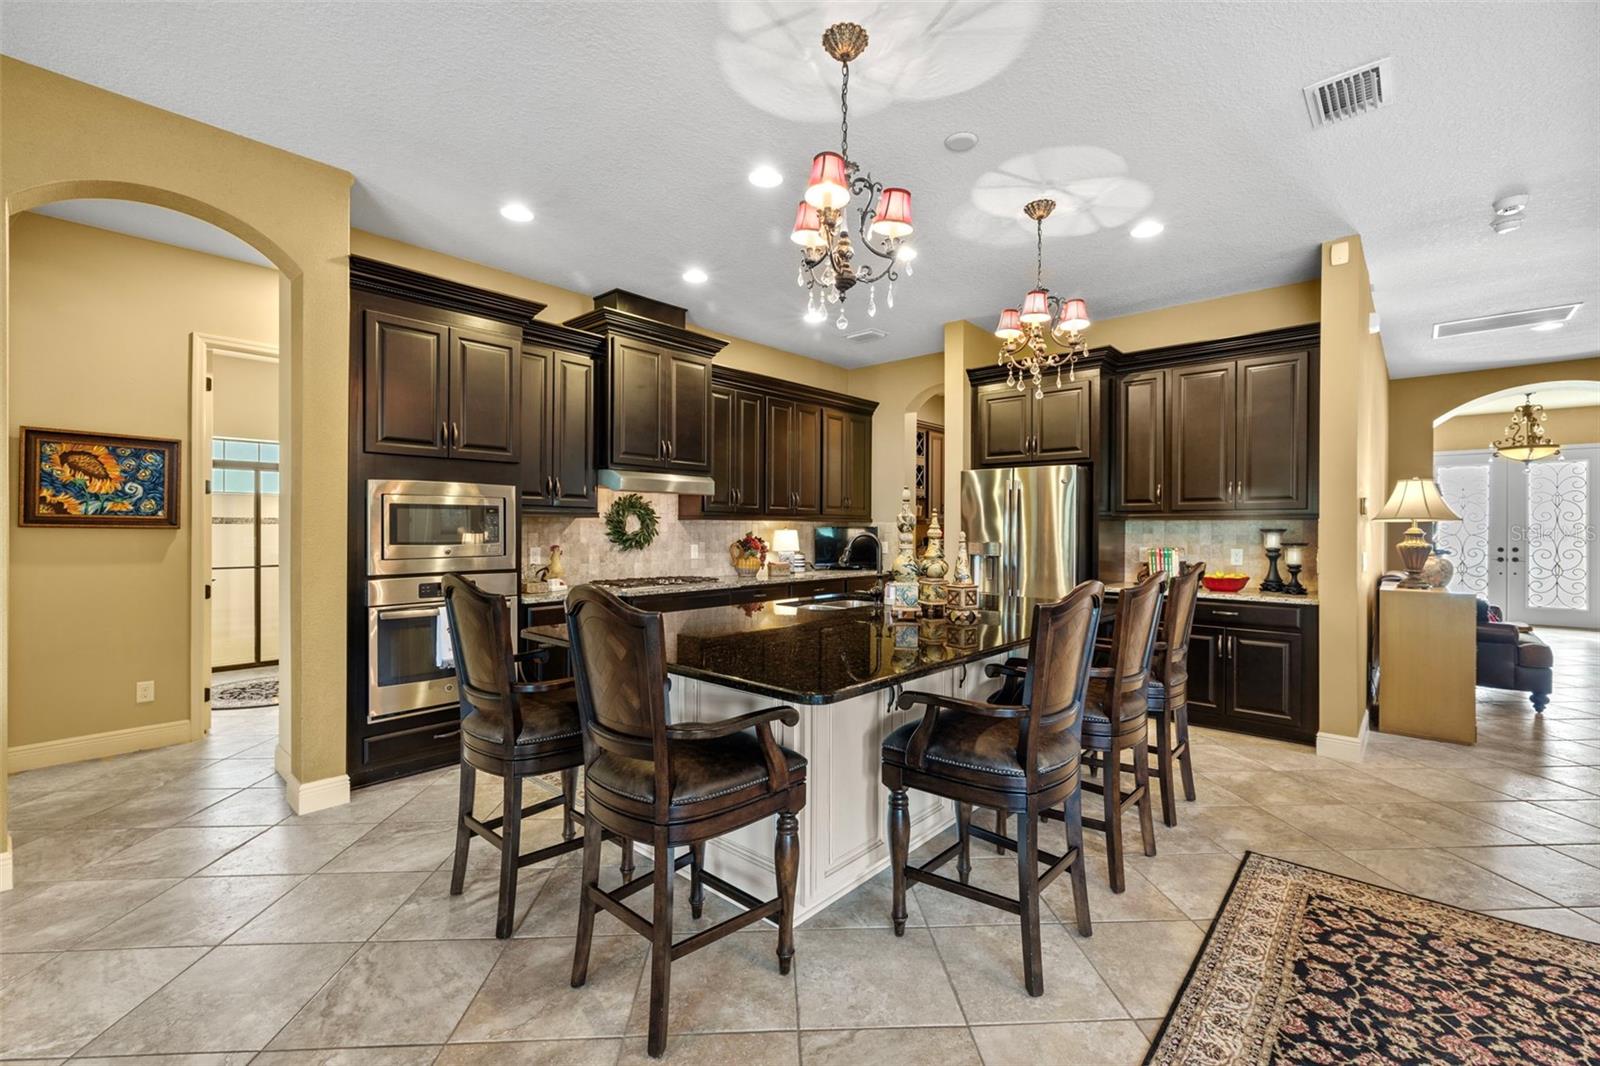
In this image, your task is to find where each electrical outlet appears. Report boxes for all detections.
[528,545,545,564]
[135,680,156,704]
[689,543,701,560]
[1229,548,1244,566]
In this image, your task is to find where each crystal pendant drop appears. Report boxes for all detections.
[867,286,877,317]
[905,261,914,277]
[796,264,805,287]
[836,308,848,330]
[827,286,839,304]
[886,282,895,309]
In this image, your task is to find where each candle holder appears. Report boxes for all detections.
[1282,541,1308,596]
[1259,528,1288,593]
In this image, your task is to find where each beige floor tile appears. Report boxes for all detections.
[1181,806,1324,855]
[94,789,247,829]
[931,923,1125,1023]
[1196,772,1331,806]
[184,759,281,789]
[1272,804,1427,850]
[8,828,159,882]
[1534,799,1600,827]
[1445,801,1600,844]
[804,866,926,929]
[1554,844,1600,868]
[85,826,266,879]
[317,820,458,873]
[0,878,178,952]
[72,1053,257,1065]
[914,856,1058,927]
[968,1019,1149,1066]
[455,936,647,1041]
[1248,850,1397,888]
[1361,767,1514,802]
[1042,854,1185,924]
[0,947,205,1059]
[180,788,296,826]
[1340,848,1554,910]
[793,928,961,1029]
[85,874,300,948]
[1073,920,1204,1019]
[1482,908,1600,943]
[622,930,795,1036]
[617,1030,798,1065]
[269,939,503,1049]
[374,867,550,941]
[4,788,141,830]
[1447,845,1600,907]
[0,951,59,989]
[1533,765,1600,794]
[434,1040,620,1065]
[1133,852,1243,919]
[799,1026,981,1066]
[195,823,371,876]
[228,871,428,942]
[1447,767,1597,802]
[79,943,357,1055]
[1364,803,1531,846]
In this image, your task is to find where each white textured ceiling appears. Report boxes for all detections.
[4,1,1596,375]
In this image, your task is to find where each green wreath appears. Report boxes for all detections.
[604,492,660,552]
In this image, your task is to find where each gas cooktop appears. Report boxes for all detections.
[590,576,718,590]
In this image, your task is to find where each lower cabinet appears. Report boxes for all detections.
[1182,602,1318,743]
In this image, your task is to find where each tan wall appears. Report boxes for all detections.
[1434,405,1600,453]
[212,354,281,441]
[917,394,945,426]
[1316,236,1389,742]
[2,57,353,850]
[6,214,279,749]
[840,353,943,525]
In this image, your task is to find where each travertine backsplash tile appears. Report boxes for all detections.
[520,489,881,583]
[1115,519,1318,593]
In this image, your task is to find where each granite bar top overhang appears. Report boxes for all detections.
[520,568,884,605]
[1101,581,1319,606]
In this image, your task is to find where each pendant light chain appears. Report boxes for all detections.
[839,60,850,163]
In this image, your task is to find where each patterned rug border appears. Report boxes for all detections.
[212,675,279,709]
[1142,850,1600,1065]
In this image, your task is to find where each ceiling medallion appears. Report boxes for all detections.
[791,22,915,330]
[1492,393,1563,463]
[993,198,1091,396]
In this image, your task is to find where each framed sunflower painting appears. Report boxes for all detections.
[19,427,181,528]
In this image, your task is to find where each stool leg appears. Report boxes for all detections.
[570,808,603,988]
[619,837,635,880]
[888,786,910,936]
[689,842,706,920]
[1154,713,1177,828]
[1133,733,1157,858]
[496,773,522,939]
[560,767,578,842]
[1176,703,1197,802]
[1064,784,1092,937]
[647,830,676,1059]
[449,760,475,896]
[1016,799,1044,997]
[994,809,1008,854]
[1103,739,1125,894]
[775,812,799,975]
[955,803,973,884]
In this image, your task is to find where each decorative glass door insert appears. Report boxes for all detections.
[211,437,280,668]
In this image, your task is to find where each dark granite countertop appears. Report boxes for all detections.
[523,594,1038,705]
[1101,581,1318,606]
[520,568,884,606]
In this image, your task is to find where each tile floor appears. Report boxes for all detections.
[3,628,1598,1065]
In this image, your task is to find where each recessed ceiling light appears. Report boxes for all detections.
[499,202,534,223]
[748,165,783,188]
[1130,219,1165,239]
[1530,321,1565,332]
[944,131,979,152]
[682,267,709,285]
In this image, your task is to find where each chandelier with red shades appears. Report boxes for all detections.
[791,22,916,330]
[994,198,1092,396]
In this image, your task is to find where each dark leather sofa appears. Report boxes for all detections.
[1477,614,1554,711]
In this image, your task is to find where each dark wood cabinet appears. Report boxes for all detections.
[1235,351,1312,511]
[608,337,669,468]
[767,398,822,516]
[1179,600,1318,743]
[519,322,603,513]
[705,384,764,514]
[665,351,712,471]
[1168,361,1234,511]
[820,408,872,519]
[1226,628,1303,730]
[448,327,520,461]
[972,372,1099,468]
[973,384,1033,466]
[846,411,872,518]
[1114,371,1166,512]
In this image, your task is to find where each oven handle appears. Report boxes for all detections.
[374,605,444,621]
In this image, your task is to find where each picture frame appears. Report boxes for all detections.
[19,426,182,528]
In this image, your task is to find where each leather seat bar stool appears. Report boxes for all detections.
[565,585,807,1059]
[443,575,631,939]
[1135,562,1204,826]
[883,581,1102,997]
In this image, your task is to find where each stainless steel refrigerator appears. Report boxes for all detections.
[960,465,1088,602]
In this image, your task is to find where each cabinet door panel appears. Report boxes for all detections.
[519,348,551,503]
[665,351,712,470]
[793,402,823,515]
[611,338,666,468]
[1034,378,1094,463]
[1114,372,1165,512]
[1184,625,1227,719]
[973,385,1032,466]
[733,389,765,512]
[822,408,849,514]
[449,327,521,462]
[1235,351,1311,511]
[848,412,872,517]
[1169,361,1234,510]
[1225,628,1303,729]
[551,352,597,509]
[364,309,449,457]
[705,385,739,513]
[766,398,796,515]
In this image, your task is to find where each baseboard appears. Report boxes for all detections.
[1316,709,1371,762]
[274,743,292,780]
[0,835,13,892]
[283,770,351,816]
[6,719,194,772]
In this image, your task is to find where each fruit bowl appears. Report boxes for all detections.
[1202,574,1250,593]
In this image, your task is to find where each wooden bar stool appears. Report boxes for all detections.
[1141,562,1204,825]
[565,585,807,1059]
[443,574,629,939]
[883,581,1102,996]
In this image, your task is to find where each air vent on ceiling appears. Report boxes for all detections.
[1433,303,1582,340]
[847,328,887,343]
[1303,58,1393,128]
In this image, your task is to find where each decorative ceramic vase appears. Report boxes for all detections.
[945,530,980,623]
[893,486,919,582]
[1421,548,1454,590]
[547,545,565,580]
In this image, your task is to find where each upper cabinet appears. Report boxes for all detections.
[972,369,1100,468]
[1234,351,1312,511]
[1113,370,1166,513]
[767,397,822,516]
[518,321,605,513]
[704,383,764,515]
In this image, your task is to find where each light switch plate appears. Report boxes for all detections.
[1230,548,1245,566]
[689,543,701,560]
[135,680,155,704]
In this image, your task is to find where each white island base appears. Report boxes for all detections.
[659,651,1009,925]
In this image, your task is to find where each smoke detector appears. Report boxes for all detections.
[1491,193,1529,234]
[1303,58,1393,128]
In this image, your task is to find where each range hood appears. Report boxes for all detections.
[598,468,715,496]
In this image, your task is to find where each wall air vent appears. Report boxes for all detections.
[1432,303,1582,339]
[1303,58,1393,128]
[847,328,887,342]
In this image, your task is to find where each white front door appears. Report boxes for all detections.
[1434,446,1598,629]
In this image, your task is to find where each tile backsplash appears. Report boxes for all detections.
[520,489,879,584]
[1113,519,1318,592]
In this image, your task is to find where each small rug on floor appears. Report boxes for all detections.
[212,676,278,709]
[1145,852,1600,1065]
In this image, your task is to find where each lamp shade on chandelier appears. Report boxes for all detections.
[792,23,916,330]
[1491,393,1563,463]
[994,199,1092,396]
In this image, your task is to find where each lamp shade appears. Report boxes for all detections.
[1019,288,1051,324]
[869,187,914,240]
[994,308,1023,341]
[804,151,850,210]
[790,202,825,249]
[1058,297,1090,332]
[772,528,801,554]
[1374,478,1462,523]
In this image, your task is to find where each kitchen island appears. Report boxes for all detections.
[525,593,1039,922]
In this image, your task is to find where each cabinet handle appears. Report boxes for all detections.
[554,476,563,498]
[1156,482,1162,505]
[544,474,553,497]
[441,420,449,446]
[667,439,674,460]
[1212,610,1240,617]
[452,422,462,448]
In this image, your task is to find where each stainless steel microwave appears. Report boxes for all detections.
[366,479,515,576]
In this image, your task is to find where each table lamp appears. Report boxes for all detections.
[1374,478,1461,589]
[771,528,801,575]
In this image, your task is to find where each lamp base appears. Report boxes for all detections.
[1396,522,1433,590]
